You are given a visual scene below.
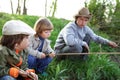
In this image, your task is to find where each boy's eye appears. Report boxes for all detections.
[45,31,49,33]
[24,36,28,39]
[44,31,51,33]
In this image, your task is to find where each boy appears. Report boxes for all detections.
[54,7,118,60]
[27,17,55,76]
[0,20,38,80]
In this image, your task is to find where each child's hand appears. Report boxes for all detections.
[29,72,38,80]
[40,53,46,58]
[19,69,28,78]
[108,41,118,48]
[83,44,90,52]
[25,69,38,80]
[49,53,55,58]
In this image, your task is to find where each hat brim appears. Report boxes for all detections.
[74,14,92,19]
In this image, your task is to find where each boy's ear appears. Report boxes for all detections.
[15,44,18,49]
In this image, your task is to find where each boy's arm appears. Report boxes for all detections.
[27,45,45,59]
[0,48,9,76]
[86,26,109,44]
[27,36,46,59]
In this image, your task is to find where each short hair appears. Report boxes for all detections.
[34,17,53,37]
[0,34,28,50]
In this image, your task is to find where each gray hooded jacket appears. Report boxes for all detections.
[54,21,109,50]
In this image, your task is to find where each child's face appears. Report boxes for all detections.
[39,30,51,39]
[16,36,29,51]
[76,16,89,27]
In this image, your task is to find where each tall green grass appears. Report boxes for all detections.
[39,54,120,80]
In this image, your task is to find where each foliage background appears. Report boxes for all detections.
[0,0,120,80]
[0,12,120,80]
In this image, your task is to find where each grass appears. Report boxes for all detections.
[0,13,120,80]
[39,54,120,80]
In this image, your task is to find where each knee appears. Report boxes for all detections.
[72,44,83,52]
[83,34,91,45]
[27,55,36,66]
[45,57,52,64]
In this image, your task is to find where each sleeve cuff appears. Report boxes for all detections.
[9,67,19,78]
[36,52,43,58]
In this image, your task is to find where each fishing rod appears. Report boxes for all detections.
[46,52,120,56]
[45,45,120,56]
[11,64,34,80]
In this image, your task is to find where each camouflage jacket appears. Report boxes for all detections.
[0,46,28,76]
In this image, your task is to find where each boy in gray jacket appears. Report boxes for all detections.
[54,7,118,60]
[27,17,55,76]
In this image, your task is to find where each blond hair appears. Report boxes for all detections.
[34,17,53,37]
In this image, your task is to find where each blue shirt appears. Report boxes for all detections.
[38,36,45,52]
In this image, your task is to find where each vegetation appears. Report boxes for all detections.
[0,13,120,80]
[86,0,120,46]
